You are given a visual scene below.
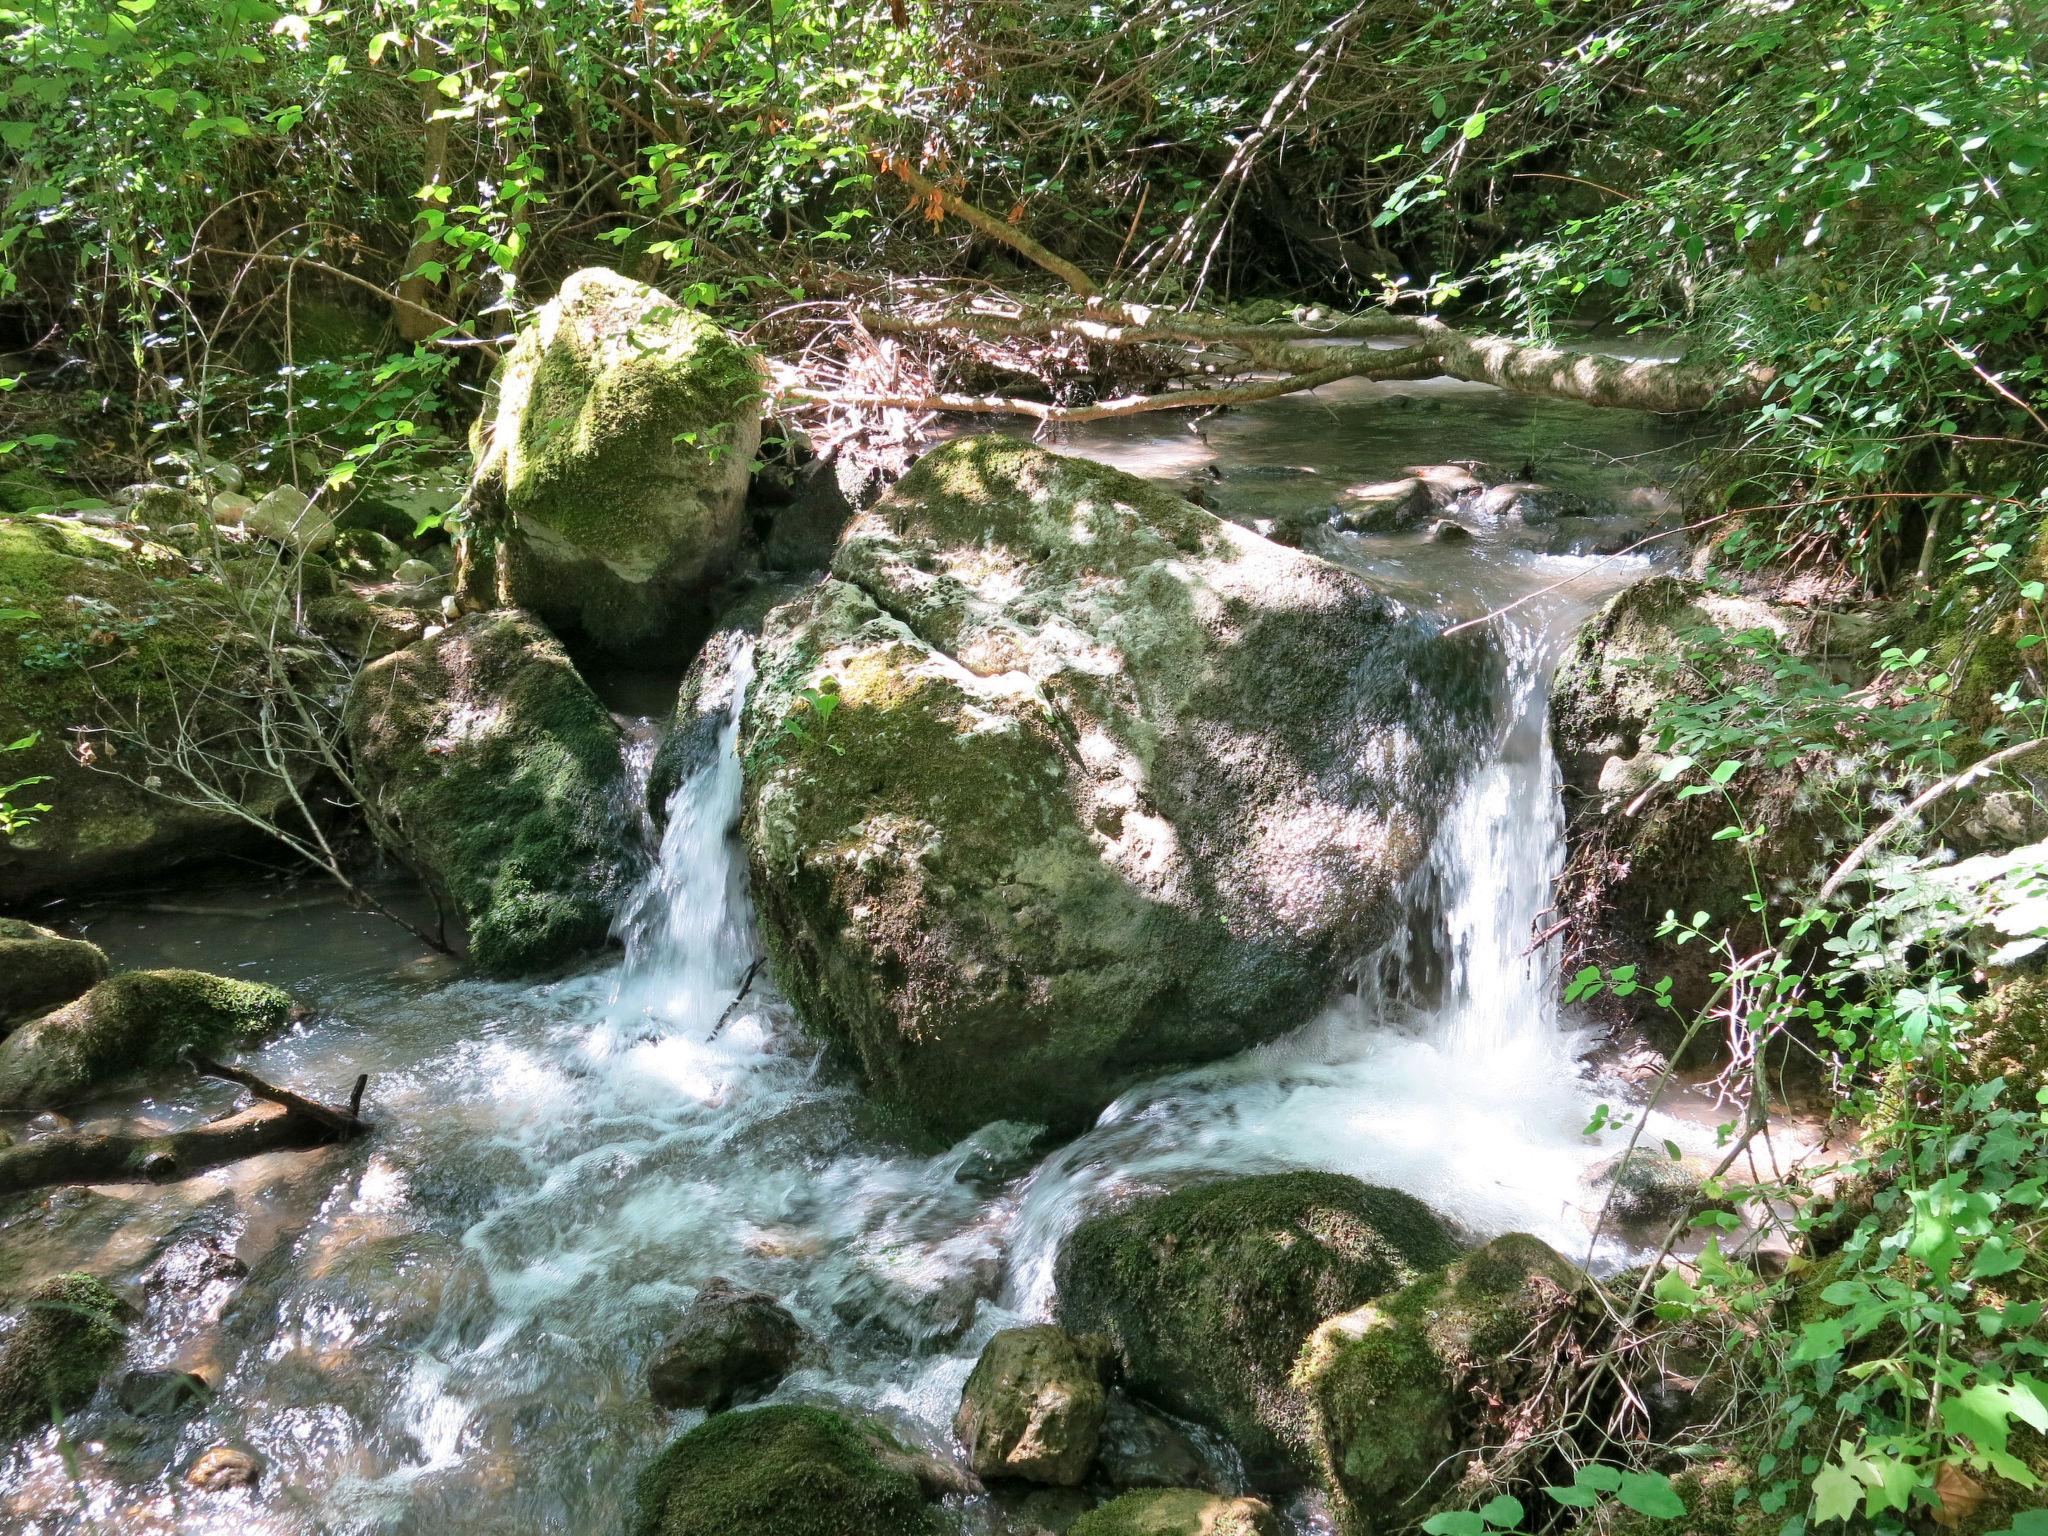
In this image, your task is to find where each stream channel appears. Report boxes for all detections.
[5,373,1731,1533]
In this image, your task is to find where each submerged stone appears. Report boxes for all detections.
[742,436,1490,1136]
[0,1271,132,1439]
[1054,1171,1460,1477]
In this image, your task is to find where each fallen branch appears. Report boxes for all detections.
[184,1052,372,1139]
[880,159,1100,299]
[0,1102,334,1198]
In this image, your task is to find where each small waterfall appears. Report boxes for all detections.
[610,638,760,1038]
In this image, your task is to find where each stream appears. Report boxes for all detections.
[3,375,1729,1534]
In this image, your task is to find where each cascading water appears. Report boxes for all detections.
[2,382,1723,1535]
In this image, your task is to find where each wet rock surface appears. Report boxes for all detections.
[743,436,1491,1136]
[955,1324,1110,1486]
[646,1277,803,1412]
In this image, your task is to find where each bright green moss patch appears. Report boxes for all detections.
[630,1404,942,1536]
[0,969,294,1109]
[1053,1172,1460,1475]
[1069,1489,1279,1536]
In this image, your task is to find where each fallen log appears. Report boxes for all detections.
[0,1061,370,1198]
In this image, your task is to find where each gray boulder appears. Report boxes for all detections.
[646,1278,803,1413]
[741,437,1489,1135]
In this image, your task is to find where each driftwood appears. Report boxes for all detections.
[0,1059,370,1198]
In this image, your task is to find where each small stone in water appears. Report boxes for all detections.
[118,1367,210,1417]
[647,1277,803,1412]
[185,1444,261,1491]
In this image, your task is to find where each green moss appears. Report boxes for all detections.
[0,470,63,516]
[0,515,309,902]
[466,268,762,649]
[1053,1173,1460,1475]
[1589,1460,1769,1536]
[343,610,634,976]
[630,1405,941,1536]
[0,969,293,1109]
[0,917,108,1023]
[0,1271,132,1439]
[1970,973,2048,1096]
[1070,1490,1279,1536]
[1295,1234,1584,1533]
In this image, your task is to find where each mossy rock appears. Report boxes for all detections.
[463,266,763,651]
[0,969,294,1109]
[0,469,66,516]
[630,1404,944,1536]
[0,1271,133,1440]
[1968,971,2048,1098]
[343,609,636,976]
[1069,1490,1280,1536]
[954,1324,1109,1487]
[743,437,1491,1136]
[645,581,800,823]
[1295,1233,1588,1533]
[1053,1172,1461,1477]
[0,917,108,1024]
[0,515,316,903]
[1550,575,1862,1029]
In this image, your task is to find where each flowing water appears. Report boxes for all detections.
[1,377,1731,1534]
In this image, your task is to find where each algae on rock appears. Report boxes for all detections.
[0,917,108,1025]
[742,436,1491,1136]
[631,1403,944,1536]
[1294,1233,1589,1532]
[462,267,762,651]
[343,610,636,976]
[0,969,293,1110]
[1069,1489,1281,1536]
[1053,1171,1461,1477]
[0,1271,132,1439]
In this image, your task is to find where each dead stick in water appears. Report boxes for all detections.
[707,956,768,1041]
[183,1052,372,1139]
[0,1103,334,1197]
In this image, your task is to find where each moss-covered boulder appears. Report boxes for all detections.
[0,917,108,1025]
[742,437,1490,1136]
[955,1325,1109,1487]
[0,1271,132,1439]
[1550,575,1861,1026]
[461,267,762,651]
[1053,1172,1461,1477]
[630,1404,945,1536]
[1069,1490,1281,1536]
[343,610,636,976]
[0,516,313,903]
[1295,1233,1589,1532]
[0,969,293,1109]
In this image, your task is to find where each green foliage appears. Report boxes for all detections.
[0,729,51,836]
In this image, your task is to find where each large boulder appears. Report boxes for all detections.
[343,610,636,976]
[646,1278,803,1413]
[1070,1490,1281,1536]
[0,917,107,1025]
[0,969,293,1110]
[1551,575,1859,1023]
[0,516,314,903]
[1294,1233,1590,1532]
[461,267,762,651]
[631,1404,945,1536]
[741,437,1489,1135]
[0,1271,132,1439]
[1053,1172,1461,1477]
[954,1324,1108,1487]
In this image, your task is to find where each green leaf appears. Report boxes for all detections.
[1478,1495,1524,1527]
[1462,111,1488,140]
[1615,1471,1685,1519]
[1422,1515,1486,1536]
[1811,1464,1862,1524]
